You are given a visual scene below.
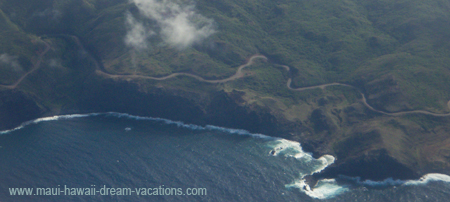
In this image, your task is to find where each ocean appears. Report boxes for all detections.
[1,113,449,201]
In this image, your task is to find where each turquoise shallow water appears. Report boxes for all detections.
[0,113,449,201]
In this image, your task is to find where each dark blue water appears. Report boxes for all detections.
[1,113,449,201]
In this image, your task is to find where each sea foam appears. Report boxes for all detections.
[103,112,275,139]
[0,112,275,141]
[339,175,406,187]
[265,139,343,199]
[286,178,349,199]
[0,113,100,135]
[338,173,450,188]
[0,112,340,199]
[404,173,450,186]
[3,112,449,200]
[268,139,310,158]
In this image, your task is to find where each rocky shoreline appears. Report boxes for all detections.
[0,76,430,184]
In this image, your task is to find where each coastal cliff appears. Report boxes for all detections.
[1,0,450,183]
[2,72,450,182]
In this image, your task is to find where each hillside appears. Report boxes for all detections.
[1,0,450,180]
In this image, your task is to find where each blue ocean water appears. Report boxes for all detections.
[1,113,449,201]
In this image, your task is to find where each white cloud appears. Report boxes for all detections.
[0,53,22,72]
[124,12,155,50]
[127,0,216,49]
[32,8,62,21]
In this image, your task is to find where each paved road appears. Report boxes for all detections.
[68,35,450,117]
[96,55,267,84]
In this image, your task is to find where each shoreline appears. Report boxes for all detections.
[0,73,446,185]
[0,77,447,183]
[2,111,449,188]
[1,36,450,185]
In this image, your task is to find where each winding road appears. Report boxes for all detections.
[2,34,448,118]
[95,55,267,83]
[279,64,450,116]
[65,34,266,83]
[68,35,450,117]
[0,39,51,89]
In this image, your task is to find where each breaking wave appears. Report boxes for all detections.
[0,113,100,135]
[339,175,406,187]
[286,178,349,199]
[266,139,347,199]
[404,173,450,186]
[0,112,272,140]
[2,112,450,200]
[0,112,340,199]
[340,173,450,188]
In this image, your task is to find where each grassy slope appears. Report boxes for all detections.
[58,0,450,113]
[1,0,450,173]
[1,0,449,111]
[0,8,39,84]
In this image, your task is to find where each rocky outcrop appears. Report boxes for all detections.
[313,149,420,181]
[1,73,450,184]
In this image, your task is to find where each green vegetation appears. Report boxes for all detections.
[1,0,449,111]
[1,0,450,175]
[0,8,38,84]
